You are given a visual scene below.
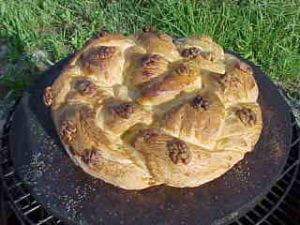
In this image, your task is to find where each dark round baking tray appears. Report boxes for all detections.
[9,51,292,225]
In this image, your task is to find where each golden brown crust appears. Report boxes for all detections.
[216,103,262,152]
[137,61,201,106]
[132,128,244,187]
[178,35,224,62]
[126,53,169,86]
[45,31,262,190]
[79,46,124,86]
[43,86,53,107]
[103,100,153,135]
[160,90,225,149]
[134,32,180,61]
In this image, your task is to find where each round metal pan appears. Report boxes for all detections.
[9,51,292,225]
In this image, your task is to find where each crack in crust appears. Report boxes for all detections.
[166,139,191,165]
[142,54,163,67]
[175,63,191,75]
[236,108,257,126]
[190,95,210,110]
[75,79,98,96]
[80,46,118,75]
[43,86,53,107]
[86,46,116,61]
[137,129,159,144]
[59,120,77,144]
[140,54,167,78]
[181,47,211,60]
[110,102,134,119]
[220,73,242,89]
[81,148,98,165]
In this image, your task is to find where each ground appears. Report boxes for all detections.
[0,0,299,117]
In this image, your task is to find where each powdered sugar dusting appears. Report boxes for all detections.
[22,152,46,185]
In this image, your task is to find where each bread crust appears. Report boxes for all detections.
[44,31,262,190]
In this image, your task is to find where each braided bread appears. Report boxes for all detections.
[43,31,262,190]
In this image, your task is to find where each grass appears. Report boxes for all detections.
[0,0,299,99]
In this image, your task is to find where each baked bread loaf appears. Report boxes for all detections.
[43,31,262,190]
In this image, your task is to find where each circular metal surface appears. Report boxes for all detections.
[9,52,292,225]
